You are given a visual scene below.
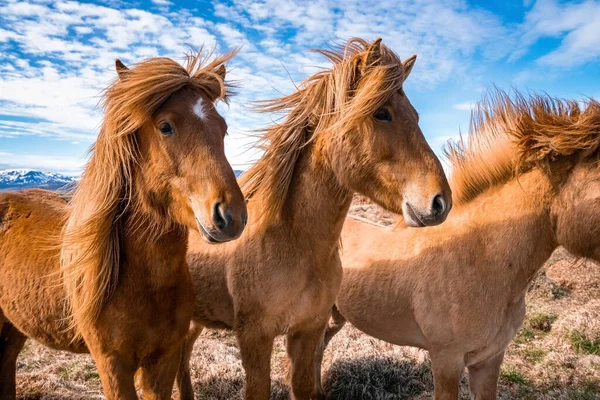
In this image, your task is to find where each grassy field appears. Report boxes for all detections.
[13,202,600,399]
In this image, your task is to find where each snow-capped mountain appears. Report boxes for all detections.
[0,169,243,191]
[0,169,77,191]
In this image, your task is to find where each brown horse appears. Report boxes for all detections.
[0,51,247,399]
[320,91,600,400]
[176,38,452,400]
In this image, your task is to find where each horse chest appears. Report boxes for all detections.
[93,275,195,357]
[464,296,526,366]
[264,257,341,332]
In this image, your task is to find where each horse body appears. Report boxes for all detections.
[193,144,350,323]
[0,188,194,359]
[336,170,554,355]
[0,51,247,399]
[0,190,85,352]
[322,92,600,400]
[180,137,356,400]
[177,38,452,400]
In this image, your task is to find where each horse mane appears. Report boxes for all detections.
[239,38,406,222]
[445,89,600,205]
[60,49,235,336]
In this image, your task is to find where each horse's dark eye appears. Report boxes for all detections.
[159,122,174,135]
[374,108,392,121]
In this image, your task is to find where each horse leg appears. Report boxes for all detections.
[323,305,346,348]
[139,347,182,400]
[237,323,275,400]
[430,352,465,400]
[467,351,504,400]
[0,322,27,400]
[287,321,328,400]
[176,321,204,400]
[315,306,346,398]
[92,351,138,400]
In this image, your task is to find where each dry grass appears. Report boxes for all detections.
[13,200,600,399]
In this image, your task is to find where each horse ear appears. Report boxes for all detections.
[364,38,382,68]
[115,59,129,80]
[214,64,226,81]
[352,38,383,86]
[202,64,227,102]
[402,55,417,82]
[356,38,382,75]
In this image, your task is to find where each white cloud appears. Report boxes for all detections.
[1,0,596,173]
[514,0,600,67]
[219,0,512,86]
[453,102,476,111]
[0,151,86,175]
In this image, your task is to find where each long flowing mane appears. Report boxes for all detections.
[239,38,407,221]
[60,50,235,336]
[445,90,600,205]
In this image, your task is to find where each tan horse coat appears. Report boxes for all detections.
[322,91,600,400]
[176,38,452,400]
[0,52,247,399]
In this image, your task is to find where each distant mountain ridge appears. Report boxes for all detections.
[0,169,244,191]
[0,169,76,191]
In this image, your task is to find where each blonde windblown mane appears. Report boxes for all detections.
[239,38,408,221]
[445,90,600,205]
[60,50,235,337]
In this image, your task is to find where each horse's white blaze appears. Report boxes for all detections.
[193,97,206,120]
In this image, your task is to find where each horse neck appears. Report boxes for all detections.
[459,169,558,295]
[252,142,353,253]
[120,180,188,286]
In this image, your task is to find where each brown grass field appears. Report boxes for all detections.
[13,199,600,399]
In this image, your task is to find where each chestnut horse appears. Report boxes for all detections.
[320,91,600,399]
[176,38,452,400]
[0,52,247,399]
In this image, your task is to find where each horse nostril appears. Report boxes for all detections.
[212,202,228,231]
[431,194,446,217]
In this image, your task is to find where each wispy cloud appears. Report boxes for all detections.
[513,0,600,67]
[453,102,476,111]
[0,0,598,173]
[0,151,86,175]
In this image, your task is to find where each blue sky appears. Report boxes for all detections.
[1,0,599,175]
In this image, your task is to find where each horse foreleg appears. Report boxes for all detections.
[0,322,27,400]
[315,305,347,398]
[287,320,328,400]
[323,305,346,348]
[138,347,182,400]
[176,321,204,400]
[92,350,138,400]
[430,352,465,400]
[467,351,504,400]
[237,323,274,400]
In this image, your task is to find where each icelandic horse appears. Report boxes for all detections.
[176,38,452,400]
[320,90,600,400]
[0,51,247,399]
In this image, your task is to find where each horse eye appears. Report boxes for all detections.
[158,122,174,135]
[374,108,392,121]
